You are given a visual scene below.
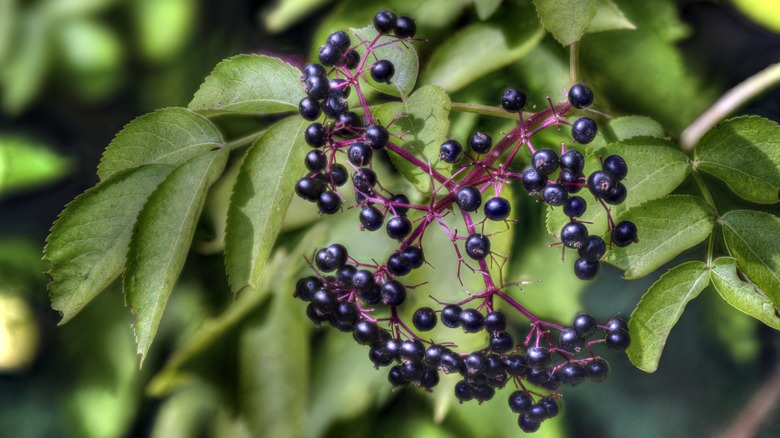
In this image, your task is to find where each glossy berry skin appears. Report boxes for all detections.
[394,16,416,38]
[318,43,342,67]
[559,169,584,193]
[311,289,336,314]
[303,75,329,100]
[561,221,588,249]
[484,197,511,221]
[522,168,548,194]
[371,60,395,84]
[560,149,585,172]
[389,194,410,215]
[533,149,560,175]
[613,220,639,247]
[351,269,375,293]
[425,345,446,366]
[465,234,490,260]
[302,63,326,79]
[386,253,411,277]
[344,49,360,69]
[373,10,397,34]
[604,182,627,205]
[605,330,631,351]
[387,365,408,387]
[352,168,377,192]
[305,123,326,147]
[330,164,348,186]
[587,170,617,198]
[295,177,325,201]
[317,191,341,214]
[501,88,526,112]
[469,132,492,153]
[294,276,321,301]
[572,117,598,144]
[439,140,463,163]
[441,304,462,328]
[559,328,585,352]
[574,257,599,280]
[315,244,348,272]
[338,111,362,132]
[464,352,487,375]
[454,380,473,402]
[401,246,424,269]
[322,95,349,118]
[563,196,587,218]
[573,313,598,338]
[365,124,389,149]
[348,142,373,166]
[603,155,628,180]
[359,206,384,231]
[543,183,568,206]
[559,362,586,386]
[326,30,351,52]
[399,339,425,362]
[413,307,437,331]
[304,150,326,172]
[518,415,540,433]
[490,332,514,353]
[484,311,507,332]
[299,97,321,121]
[568,83,594,108]
[586,358,610,382]
[334,301,359,325]
[605,317,628,333]
[508,390,533,413]
[353,320,380,345]
[505,354,528,377]
[419,368,440,390]
[381,280,406,306]
[328,78,351,98]
[386,216,412,240]
[459,308,485,333]
[456,186,482,212]
[525,346,551,370]
[359,285,381,306]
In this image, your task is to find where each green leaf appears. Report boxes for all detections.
[349,26,418,97]
[627,261,710,372]
[97,107,223,181]
[0,136,71,196]
[125,149,229,364]
[607,195,715,279]
[532,0,598,46]
[225,117,308,295]
[694,116,780,204]
[711,257,780,330]
[721,210,780,305]
[474,0,503,20]
[373,85,451,193]
[585,0,635,33]
[135,0,196,63]
[1,12,49,115]
[548,138,691,238]
[606,116,665,142]
[188,54,305,116]
[421,7,544,92]
[731,0,780,33]
[264,0,333,33]
[45,165,174,324]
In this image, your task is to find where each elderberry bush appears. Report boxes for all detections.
[290,10,639,432]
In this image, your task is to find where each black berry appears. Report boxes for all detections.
[317,191,341,215]
[318,43,342,67]
[459,308,485,332]
[441,304,462,328]
[326,31,351,52]
[371,60,395,84]
[561,221,588,249]
[612,220,638,247]
[532,149,560,175]
[465,234,490,260]
[439,139,463,163]
[373,10,397,34]
[484,197,511,221]
[413,307,437,331]
[386,216,412,240]
[563,196,587,218]
[348,142,373,166]
[501,88,526,112]
[603,155,628,180]
[574,258,599,280]
[394,16,417,38]
[469,132,492,153]
[568,83,594,108]
[381,280,406,306]
[542,183,568,206]
[572,117,598,144]
[359,206,384,231]
[456,186,482,212]
[365,124,389,149]
[305,123,326,147]
[299,97,321,121]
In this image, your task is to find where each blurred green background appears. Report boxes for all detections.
[1,0,779,437]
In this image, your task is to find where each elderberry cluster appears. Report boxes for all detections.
[290,10,637,433]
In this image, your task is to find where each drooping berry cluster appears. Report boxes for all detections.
[291,11,637,433]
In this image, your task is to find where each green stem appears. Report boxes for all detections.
[692,169,718,266]
[450,102,530,120]
[569,41,580,85]
[680,62,780,152]
[225,129,266,151]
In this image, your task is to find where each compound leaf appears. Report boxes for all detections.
[125,148,229,364]
[225,117,308,295]
[607,195,715,279]
[606,116,665,142]
[695,116,780,204]
[373,85,451,193]
[711,257,780,330]
[188,54,305,116]
[585,0,635,33]
[45,165,173,324]
[532,0,598,46]
[627,261,710,372]
[350,26,418,97]
[721,210,780,305]
[98,107,223,181]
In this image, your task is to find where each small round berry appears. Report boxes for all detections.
[603,155,628,180]
[522,168,548,194]
[386,253,411,277]
[328,78,351,98]
[587,170,617,198]
[334,301,359,325]
[541,371,561,390]
[484,311,507,332]
[373,10,397,34]
[305,123,326,147]
[413,307,438,331]
[317,191,341,214]
[348,142,373,166]
[343,49,360,69]
[542,183,568,206]
[386,216,412,240]
[440,351,465,375]
[369,345,394,368]
[532,149,560,176]
[541,397,559,418]
[456,186,482,212]
[586,358,610,382]
[574,258,600,280]
[568,83,594,108]
[454,380,473,403]
[425,344,446,366]
[326,30,350,52]
[559,328,585,352]
[505,354,528,377]
[330,164,348,186]
[381,280,406,306]
[578,236,606,262]
[318,43,342,67]
[605,317,629,333]
[465,234,490,260]
[338,112,362,132]
[359,206,384,231]
[518,415,540,433]
[299,97,321,121]
[525,346,551,370]
[304,150,326,173]
[439,139,463,163]
[559,362,586,386]
[322,95,349,118]
[525,367,551,385]
[315,244,348,272]
[302,63,326,79]
[561,221,588,249]
[527,403,549,423]
[371,60,395,84]
[401,246,424,269]
[501,88,526,112]
[560,149,586,173]
[469,132,492,153]
[394,16,417,38]
[365,124,389,149]
[295,177,325,201]
[441,304,462,328]
[464,352,488,375]
[563,196,587,218]
[352,168,377,192]
[559,168,584,193]
[484,197,511,221]
[335,265,357,288]
[490,332,514,353]
[351,269,375,293]
[399,339,425,362]
[605,329,631,351]
[459,308,485,333]
[472,385,496,403]
[389,193,410,215]
[294,276,322,301]
[387,365,408,387]
[613,220,638,247]
[419,367,440,390]
[303,75,329,100]
[311,289,336,314]
[359,284,382,305]
[604,182,627,205]
[508,390,533,414]
[572,117,598,144]
[572,313,598,338]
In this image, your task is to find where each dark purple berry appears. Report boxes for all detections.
[295,177,325,201]
[389,193,410,215]
[439,139,463,163]
[386,216,412,240]
[294,276,322,301]
[605,329,631,351]
[334,301,359,325]
[304,150,326,173]
[490,332,514,353]
[365,124,389,149]
[527,403,549,423]
[604,182,627,205]
[559,362,586,386]
[587,170,617,198]
[522,168,548,194]
[329,164,348,186]
[563,196,587,218]
[559,168,584,193]
[388,365,408,387]
[464,352,487,376]
[613,220,638,247]
[484,197,511,221]
[541,397,559,418]
[561,221,588,249]
[370,60,395,84]
[574,257,599,280]
[299,97,321,121]
[572,117,598,144]
[525,346,551,370]
[315,244,348,272]
[348,142,372,166]
[469,132,492,153]
[318,43,342,67]
[586,358,610,382]
[401,246,424,269]
[518,415,540,433]
[302,63,326,79]
[394,16,416,38]
[533,149,560,175]
[505,354,528,377]
[305,123,326,147]
[399,339,425,362]
[381,280,406,306]
[359,206,384,231]
[419,367,440,390]
[508,390,533,414]
[578,236,606,262]
[311,289,337,314]
[459,308,484,333]
[559,327,585,352]
[322,95,349,118]
[413,307,437,331]
[568,83,594,108]
[351,269,375,293]
[387,253,411,277]
[543,183,568,206]
[456,186,482,212]
[352,168,377,192]
[425,344,446,366]
[484,311,507,332]
[573,313,597,338]
[603,155,628,180]
[501,88,526,112]
[317,191,341,214]
[335,265,357,288]
[304,75,329,100]
[373,10,397,34]
[326,31,350,52]
[465,234,490,260]
[344,49,360,69]
[454,380,473,402]
[605,317,628,333]
[441,304,462,328]
[560,149,585,172]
